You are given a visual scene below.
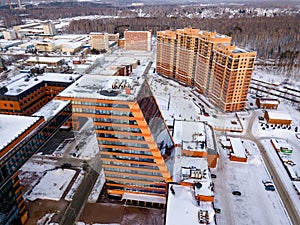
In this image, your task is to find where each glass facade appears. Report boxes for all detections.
[0,102,72,225]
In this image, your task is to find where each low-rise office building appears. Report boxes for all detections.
[0,100,72,225]
[0,72,81,116]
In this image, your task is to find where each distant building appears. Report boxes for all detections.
[43,22,57,35]
[26,56,65,67]
[34,41,56,52]
[256,98,280,109]
[156,28,256,112]
[90,32,109,52]
[124,30,152,51]
[2,30,17,40]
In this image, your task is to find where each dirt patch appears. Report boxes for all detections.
[79,203,125,224]
[25,199,68,225]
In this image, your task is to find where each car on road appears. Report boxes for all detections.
[258,116,265,121]
[232,191,241,196]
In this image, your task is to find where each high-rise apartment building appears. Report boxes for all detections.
[43,22,57,35]
[57,74,174,201]
[124,30,152,51]
[156,28,256,112]
[209,45,256,111]
[90,32,109,52]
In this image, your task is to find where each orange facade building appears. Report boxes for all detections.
[124,30,152,51]
[156,28,256,112]
[56,74,174,200]
[0,73,81,116]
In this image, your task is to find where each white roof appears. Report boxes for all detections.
[267,111,292,121]
[259,99,279,105]
[26,57,63,63]
[230,138,246,158]
[0,114,41,150]
[33,99,70,121]
[122,192,165,204]
[173,120,206,144]
[2,73,81,96]
[165,184,215,225]
[58,75,143,101]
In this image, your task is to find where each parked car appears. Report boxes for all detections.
[258,116,265,121]
[262,180,275,191]
[232,191,241,196]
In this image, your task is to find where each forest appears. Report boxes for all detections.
[1,2,299,75]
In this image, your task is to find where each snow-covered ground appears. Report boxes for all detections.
[212,139,292,225]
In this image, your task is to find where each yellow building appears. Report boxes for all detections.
[90,32,109,51]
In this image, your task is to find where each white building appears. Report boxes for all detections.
[3,30,17,40]
[43,22,57,35]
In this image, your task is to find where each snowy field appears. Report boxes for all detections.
[212,139,292,225]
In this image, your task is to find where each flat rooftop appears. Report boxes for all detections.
[266,111,292,121]
[165,184,215,225]
[1,73,81,96]
[33,99,70,121]
[58,75,144,101]
[230,137,247,159]
[0,114,41,150]
[26,56,64,63]
[173,120,206,144]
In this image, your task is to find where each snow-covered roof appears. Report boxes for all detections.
[2,73,81,96]
[123,192,165,204]
[266,111,292,121]
[173,120,206,144]
[33,99,70,121]
[58,75,143,101]
[271,138,293,151]
[230,137,246,159]
[0,114,41,150]
[258,98,280,105]
[26,56,63,64]
[165,184,215,225]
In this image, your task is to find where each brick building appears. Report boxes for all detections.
[156,28,256,112]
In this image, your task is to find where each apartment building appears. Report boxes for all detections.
[56,73,174,202]
[43,22,57,35]
[124,30,152,51]
[90,32,109,51]
[209,45,256,111]
[156,28,256,112]
[0,73,81,116]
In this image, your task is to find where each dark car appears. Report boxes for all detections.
[262,180,275,191]
[258,116,265,121]
[211,174,217,178]
[232,191,241,196]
